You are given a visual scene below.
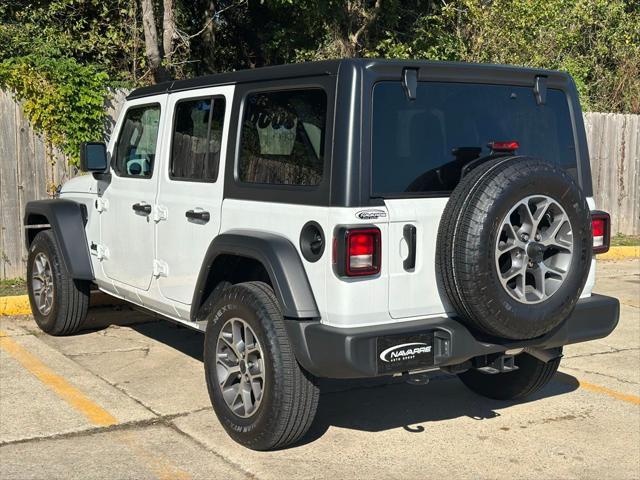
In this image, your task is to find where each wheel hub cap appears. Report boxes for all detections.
[495,194,573,304]
[215,318,265,418]
[31,252,54,315]
[526,242,545,263]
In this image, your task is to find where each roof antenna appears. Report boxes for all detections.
[402,68,418,101]
[534,76,547,105]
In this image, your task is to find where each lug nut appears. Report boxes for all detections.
[521,233,529,241]
[535,234,541,241]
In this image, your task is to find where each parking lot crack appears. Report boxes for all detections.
[564,347,640,359]
[561,365,638,385]
[65,347,151,358]
[168,421,258,480]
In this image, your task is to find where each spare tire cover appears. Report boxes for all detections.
[436,156,592,340]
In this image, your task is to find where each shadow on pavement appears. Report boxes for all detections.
[85,308,581,445]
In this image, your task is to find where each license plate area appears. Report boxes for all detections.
[376,331,435,374]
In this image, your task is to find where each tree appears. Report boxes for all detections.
[140,0,174,83]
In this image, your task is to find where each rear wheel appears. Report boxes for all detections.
[204,281,319,450]
[458,351,562,400]
[27,230,90,335]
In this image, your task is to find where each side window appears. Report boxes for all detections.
[238,89,327,186]
[113,104,161,178]
[170,97,226,181]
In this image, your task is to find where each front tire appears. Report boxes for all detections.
[204,281,319,450]
[26,230,90,335]
[458,350,562,400]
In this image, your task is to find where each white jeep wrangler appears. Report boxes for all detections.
[24,59,619,450]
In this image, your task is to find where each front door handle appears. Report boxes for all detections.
[185,209,210,223]
[132,203,152,215]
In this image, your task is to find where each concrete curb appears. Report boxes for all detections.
[0,295,31,316]
[598,246,640,261]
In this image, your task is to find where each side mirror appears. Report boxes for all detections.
[79,142,108,172]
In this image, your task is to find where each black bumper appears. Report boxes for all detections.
[285,294,620,379]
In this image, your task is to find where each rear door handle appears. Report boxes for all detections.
[403,224,417,271]
[132,203,152,215]
[185,209,210,223]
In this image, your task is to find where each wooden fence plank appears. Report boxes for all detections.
[0,91,22,279]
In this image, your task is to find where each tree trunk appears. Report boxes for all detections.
[140,0,170,83]
[162,0,177,65]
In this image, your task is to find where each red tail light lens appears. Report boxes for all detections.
[591,211,610,254]
[334,227,381,277]
[489,141,520,152]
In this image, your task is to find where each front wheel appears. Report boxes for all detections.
[203,281,319,450]
[457,350,562,400]
[27,230,90,336]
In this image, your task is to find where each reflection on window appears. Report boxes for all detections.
[171,97,226,181]
[371,82,577,195]
[238,89,327,186]
[114,105,161,178]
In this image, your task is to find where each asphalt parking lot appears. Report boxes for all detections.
[1,259,638,480]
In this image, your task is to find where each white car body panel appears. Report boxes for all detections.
[58,90,599,333]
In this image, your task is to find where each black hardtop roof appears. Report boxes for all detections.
[126,58,565,100]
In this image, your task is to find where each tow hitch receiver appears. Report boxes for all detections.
[474,354,519,374]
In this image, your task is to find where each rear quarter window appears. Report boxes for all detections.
[371,82,577,196]
[238,89,327,186]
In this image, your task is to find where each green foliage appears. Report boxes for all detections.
[0,0,638,166]
[0,56,109,164]
[369,0,640,113]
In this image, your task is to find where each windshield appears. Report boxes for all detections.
[371,81,577,196]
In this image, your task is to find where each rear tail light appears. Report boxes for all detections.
[334,227,381,277]
[591,211,610,254]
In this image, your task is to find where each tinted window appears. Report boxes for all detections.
[113,105,161,178]
[171,97,226,181]
[372,82,577,195]
[238,89,327,186]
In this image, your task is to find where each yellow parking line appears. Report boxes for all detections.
[0,330,117,427]
[578,379,640,406]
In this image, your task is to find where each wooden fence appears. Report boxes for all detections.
[584,112,639,236]
[0,90,638,280]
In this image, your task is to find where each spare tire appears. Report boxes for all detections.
[436,156,592,340]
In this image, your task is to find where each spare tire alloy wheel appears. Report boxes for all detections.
[496,195,573,304]
[216,317,265,418]
[436,156,592,340]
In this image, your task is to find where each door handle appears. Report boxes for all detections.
[185,209,210,223]
[132,203,152,215]
[403,224,417,271]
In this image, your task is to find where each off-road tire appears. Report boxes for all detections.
[26,230,90,335]
[458,350,562,400]
[204,281,320,450]
[436,156,592,340]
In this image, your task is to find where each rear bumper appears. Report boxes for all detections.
[285,294,620,379]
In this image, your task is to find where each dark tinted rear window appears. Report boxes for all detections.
[372,82,577,196]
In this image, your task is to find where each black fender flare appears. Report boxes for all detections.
[191,230,320,320]
[23,199,94,281]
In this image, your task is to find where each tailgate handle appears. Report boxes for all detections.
[403,224,417,271]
